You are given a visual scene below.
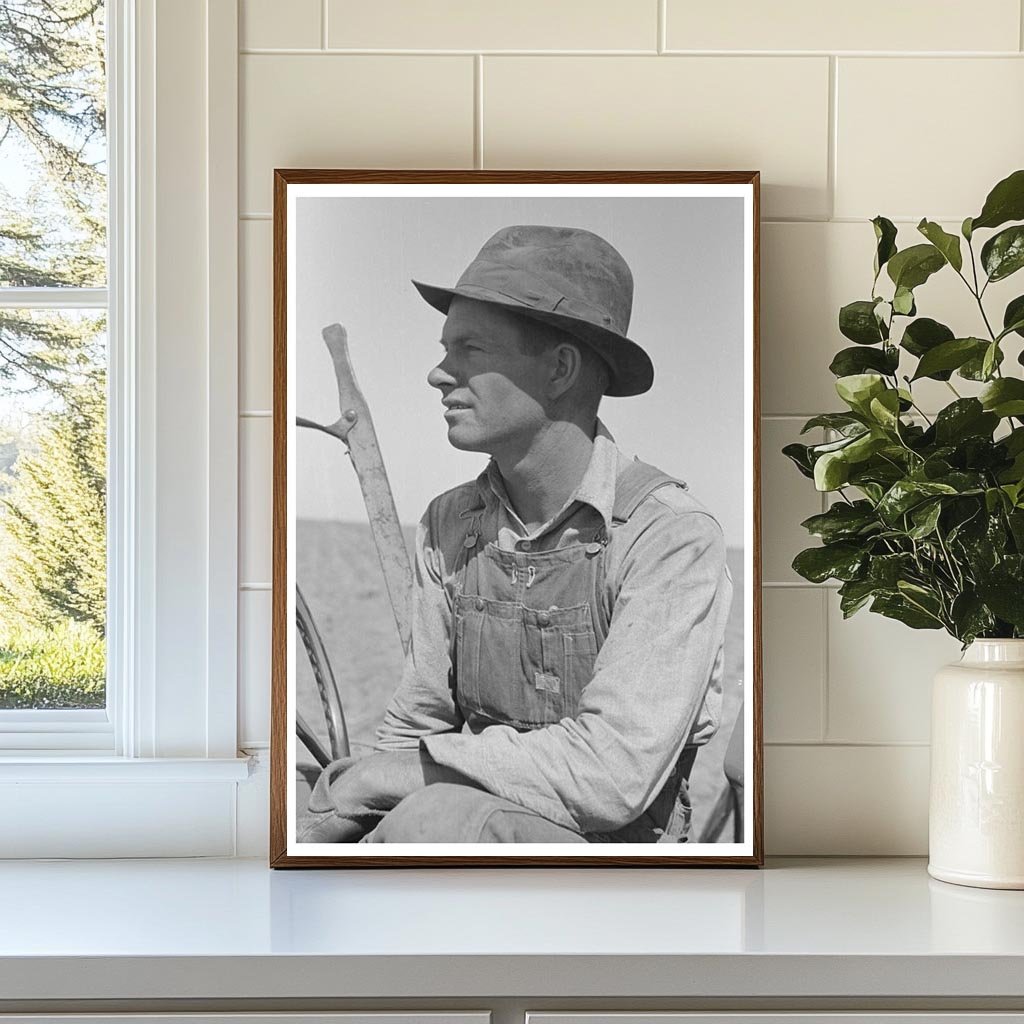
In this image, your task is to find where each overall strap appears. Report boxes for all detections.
[593,460,688,641]
[610,458,688,524]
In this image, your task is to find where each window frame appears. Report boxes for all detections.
[0,0,248,857]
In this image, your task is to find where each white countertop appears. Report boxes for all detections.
[1,856,1023,1002]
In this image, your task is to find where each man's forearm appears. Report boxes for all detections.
[303,749,482,843]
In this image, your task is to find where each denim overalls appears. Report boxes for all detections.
[452,459,699,843]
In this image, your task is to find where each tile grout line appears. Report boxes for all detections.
[237,47,1024,57]
[321,0,328,50]
[474,55,484,169]
[827,55,838,220]
[766,740,931,748]
[1021,0,1024,52]
[657,0,666,53]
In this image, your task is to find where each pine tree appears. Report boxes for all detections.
[0,371,105,632]
[0,1,106,644]
[0,0,106,396]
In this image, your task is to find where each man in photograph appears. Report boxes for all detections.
[300,224,733,844]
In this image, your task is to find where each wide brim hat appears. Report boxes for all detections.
[412,224,654,397]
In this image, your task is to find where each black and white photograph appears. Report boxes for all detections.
[271,171,761,866]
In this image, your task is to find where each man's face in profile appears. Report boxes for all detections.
[427,296,553,456]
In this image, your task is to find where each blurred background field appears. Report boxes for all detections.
[295,519,745,841]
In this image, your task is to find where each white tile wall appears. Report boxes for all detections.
[665,0,1021,53]
[835,58,1024,221]
[241,0,321,50]
[240,54,474,213]
[238,590,272,748]
[762,589,825,743]
[239,220,272,412]
[482,56,831,220]
[326,0,657,52]
[235,3,1024,854]
[239,416,272,587]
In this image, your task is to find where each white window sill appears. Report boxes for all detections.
[0,756,255,858]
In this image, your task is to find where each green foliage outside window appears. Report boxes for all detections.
[0,1,107,708]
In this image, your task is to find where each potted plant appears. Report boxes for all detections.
[784,168,1024,889]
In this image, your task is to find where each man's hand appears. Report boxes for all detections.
[299,749,480,843]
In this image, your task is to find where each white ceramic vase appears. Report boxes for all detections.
[929,639,1024,889]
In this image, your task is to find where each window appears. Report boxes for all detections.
[0,0,245,861]
[0,0,111,748]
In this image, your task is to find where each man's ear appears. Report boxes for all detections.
[548,341,583,399]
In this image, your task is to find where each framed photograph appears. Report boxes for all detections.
[270,170,762,867]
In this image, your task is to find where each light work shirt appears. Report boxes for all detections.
[375,424,733,836]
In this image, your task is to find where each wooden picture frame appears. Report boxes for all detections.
[271,170,762,867]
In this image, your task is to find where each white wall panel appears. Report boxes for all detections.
[766,744,930,854]
[666,0,1021,52]
[240,219,272,411]
[241,0,322,50]
[763,588,825,743]
[240,416,273,587]
[836,58,1024,220]
[328,0,656,51]
[240,55,474,214]
[483,56,831,219]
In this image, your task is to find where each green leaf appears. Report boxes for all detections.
[976,580,1024,629]
[980,378,1024,418]
[908,500,943,539]
[900,317,954,358]
[877,479,958,524]
[911,338,988,381]
[868,389,902,430]
[868,553,915,587]
[782,442,815,479]
[950,593,996,644]
[959,343,1004,381]
[835,373,886,414]
[792,543,866,584]
[887,244,946,291]
[839,299,887,345]
[829,345,899,378]
[838,578,880,617]
[962,216,974,241]
[982,341,1001,381]
[917,219,963,272]
[981,225,1024,283]
[800,501,879,543]
[814,450,851,491]
[1003,295,1024,339]
[871,594,943,630]
[933,399,999,444]
[892,286,916,316]
[971,168,1024,232]
[800,413,866,435]
[872,216,898,278]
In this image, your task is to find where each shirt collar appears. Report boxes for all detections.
[472,418,619,533]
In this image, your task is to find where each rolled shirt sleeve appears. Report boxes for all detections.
[421,496,733,835]
[374,507,465,750]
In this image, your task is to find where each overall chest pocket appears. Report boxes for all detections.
[455,595,599,728]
